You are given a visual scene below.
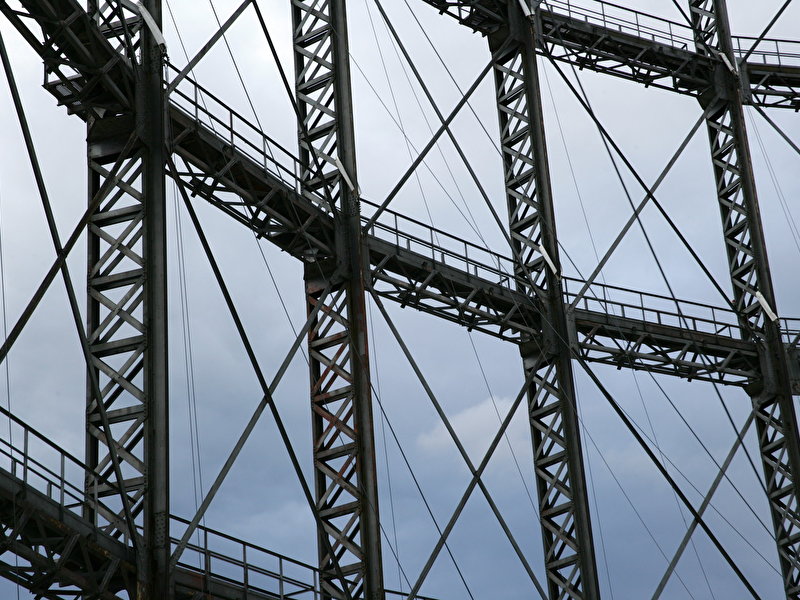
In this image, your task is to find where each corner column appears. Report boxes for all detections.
[84,1,169,597]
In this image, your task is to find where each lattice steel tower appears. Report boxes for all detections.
[0,0,798,598]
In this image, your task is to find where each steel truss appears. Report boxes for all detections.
[26,0,174,596]
[0,0,798,598]
[292,1,384,598]
[419,0,800,108]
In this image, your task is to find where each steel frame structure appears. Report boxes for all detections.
[0,0,798,598]
[83,2,170,598]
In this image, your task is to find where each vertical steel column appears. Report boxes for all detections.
[488,2,600,598]
[690,1,800,596]
[292,2,384,599]
[85,2,169,598]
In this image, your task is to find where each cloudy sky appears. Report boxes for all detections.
[1,0,800,598]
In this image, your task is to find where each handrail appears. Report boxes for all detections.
[542,0,800,71]
[363,191,750,342]
[0,404,324,597]
[0,404,124,536]
[0,406,439,599]
[166,63,302,192]
[0,403,320,596]
[171,514,319,573]
[562,277,741,340]
[732,36,800,68]
[542,0,694,50]
[162,51,798,352]
[782,319,800,346]
[362,198,516,286]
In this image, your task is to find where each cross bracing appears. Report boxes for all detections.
[0,0,798,598]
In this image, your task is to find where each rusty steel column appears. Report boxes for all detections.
[293,1,384,599]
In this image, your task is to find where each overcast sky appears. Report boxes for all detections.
[1,0,800,598]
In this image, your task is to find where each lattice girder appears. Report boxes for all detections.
[293,0,346,214]
[80,2,171,597]
[489,4,600,598]
[293,1,384,599]
[305,273,375,600]
[525,357,590,597]
[689,1,800,597]
[418,0,800,109]
[492,40,547,292]
[85,136,147,542]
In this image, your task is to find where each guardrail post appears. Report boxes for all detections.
[204,528,210,590]
[60,453,65,507]
[22,429,28,483]
[279,556,285,599]
[243,544,249,593]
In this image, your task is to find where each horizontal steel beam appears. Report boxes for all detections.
[418,0,800,109]
[168,82,768,386]
[172,104,766,384]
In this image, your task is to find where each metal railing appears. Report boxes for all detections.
[163,55,799,354]
[567,280,800,350]
[733,36,800,69]
[542,0,800,71]
[563,277,743,340]
[167,64,302,193]
[362,198,517,287]
[171,515,321,599]
[361,194,751,344]
[782,319,800,346]
[172,515,441,600]
[0,404,125,533]
[0,404,323,596]
[542,0,695,50]
[0,406,437,599]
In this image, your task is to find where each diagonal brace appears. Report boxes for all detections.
[371,288,548,600]
[401,365,538,600]
[652,412,755,599]
[169,158,355,600]
[170,274,332,568]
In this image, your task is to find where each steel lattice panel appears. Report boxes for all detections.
[85,140,147,541]
[493,40,548,292]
